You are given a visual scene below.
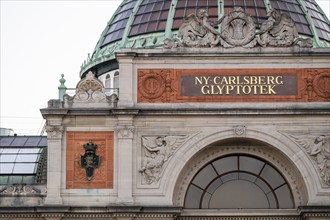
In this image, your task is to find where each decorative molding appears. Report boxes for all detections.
[63,71,118,108]
[0,184,41,195]
[139,135,188,185]
[138,69,173,102]
[46,125,64,139]
[164,8,312,49]
[178,217,301,220]
[117,126,135,139]
[234,125,246,136]
[312,71,330,99]
[284,133,330,186]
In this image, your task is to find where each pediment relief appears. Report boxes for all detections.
[63,71,118,108]
[164,8,312,49]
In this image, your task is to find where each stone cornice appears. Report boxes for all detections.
[40,104,330,117]
[116,47,330,59]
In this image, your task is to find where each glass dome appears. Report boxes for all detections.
[80,0,330,77]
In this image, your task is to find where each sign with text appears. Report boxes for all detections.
[181,75,298,96]
[137,68,329,103]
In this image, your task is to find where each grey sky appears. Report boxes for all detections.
[1,0,329,135]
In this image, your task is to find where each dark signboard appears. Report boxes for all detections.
[181,75,298,96]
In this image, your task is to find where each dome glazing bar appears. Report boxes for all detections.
[218,0,224,31]
[93,0,125,57]
[165,0,178,38]
[297,0,321,47]
[262,0,272,12]
[120,0,144,48]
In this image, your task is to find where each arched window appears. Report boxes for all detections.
[105,74,111,88]
[184,155,294,209]
[114,71,119,89]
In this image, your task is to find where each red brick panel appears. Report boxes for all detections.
[66,132,114,189]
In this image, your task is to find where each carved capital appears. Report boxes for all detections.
[46,125,64,139]
[117,126,135,139]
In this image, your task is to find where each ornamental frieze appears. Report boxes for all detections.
[0,184,41,195]
[138,68,330,103]
[164,8,312,49]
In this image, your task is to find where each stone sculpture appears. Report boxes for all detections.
[164,8,312,49]
[166,9,220,48]
[139,135,188,184]
[219,7,257,48]
[257,9,313,47]
[290,134,330,185]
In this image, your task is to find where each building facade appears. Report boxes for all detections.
[1,0,330,219]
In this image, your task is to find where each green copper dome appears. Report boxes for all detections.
[80,0,330,77]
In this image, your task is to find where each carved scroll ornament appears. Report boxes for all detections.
[63,71,118,108]
[0,184,41,195]
[164,8,312,49]
[139,135,188,184]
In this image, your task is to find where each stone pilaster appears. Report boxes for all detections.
[116,52,135,107]
[116,116,135,204]
[44,123,64,205]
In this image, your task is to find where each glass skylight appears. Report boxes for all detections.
[0,148,43,174]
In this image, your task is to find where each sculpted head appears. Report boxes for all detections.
[197,9,208,19]
[315,135,327,144]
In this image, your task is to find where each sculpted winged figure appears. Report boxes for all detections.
[290,134,330,185]
[177,9,221,47]
[139,136,188,184]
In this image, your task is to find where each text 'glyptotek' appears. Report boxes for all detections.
[180,75,297,96]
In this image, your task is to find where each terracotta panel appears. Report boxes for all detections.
[66,132,114,189]
[137,68,330,102]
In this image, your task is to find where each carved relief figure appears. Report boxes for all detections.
[258,9,312,47]
[290,134,330,185]
[165,9,221,48]
[139,136,187,184]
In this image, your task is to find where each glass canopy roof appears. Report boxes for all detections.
[0,136,47,185]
